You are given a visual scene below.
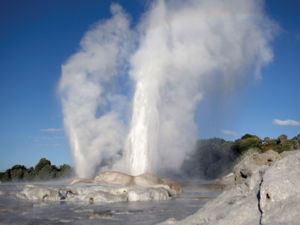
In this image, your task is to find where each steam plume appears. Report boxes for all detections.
[59,0,276,178]
[59,5,132,178]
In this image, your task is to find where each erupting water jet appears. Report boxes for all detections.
[59,0,276,178]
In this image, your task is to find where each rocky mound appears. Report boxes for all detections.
[158,149,300,225]
[93,171,182,194]
[17,172,181,204]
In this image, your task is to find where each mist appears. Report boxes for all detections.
[59,0,276,178]
[59,5,133,178]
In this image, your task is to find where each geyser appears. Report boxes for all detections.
[125,78,160,175]
[59,0,276,178]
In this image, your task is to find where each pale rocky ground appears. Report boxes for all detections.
[158,149,300,225]
[16,172,181,204]
[0,181,218,225]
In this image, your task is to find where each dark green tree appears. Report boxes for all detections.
[241,134,257,139]
[23,167,35,181]
[1,169,11,182]
[0,158,73,182]
[233,134,263,154]
[57,164,73,178]
[277,134,288,144]
[37,164,55,180]
[35,158,51,174]
[10,165,27,181]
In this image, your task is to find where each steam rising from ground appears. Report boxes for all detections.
[59,0,276,178]
[59,5,132,177]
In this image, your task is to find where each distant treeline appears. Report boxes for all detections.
[1,134,300,182]
[0,158,73,182]
[182,133,300,180]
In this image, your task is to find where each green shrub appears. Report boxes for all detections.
[10,165,27,181]
[233,134,263,154]
[276,138,294,153]
[35,158,51,174]
[241,134,257,139]
[57,164,73,178]
[0,158,73,182]
[1,170,11,182]
[37,164,56,180]
[277,134,288,144]
[23,167,35,181]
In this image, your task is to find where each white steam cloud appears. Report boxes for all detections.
[59,5,133,178]
[59,0,276,178]
[273,119,300,126]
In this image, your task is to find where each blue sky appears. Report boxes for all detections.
[0,0,299,171]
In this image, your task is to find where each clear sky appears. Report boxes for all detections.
[0,0,299,171]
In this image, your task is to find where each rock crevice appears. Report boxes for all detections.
[158,150,300,225]
[257,178,264,225]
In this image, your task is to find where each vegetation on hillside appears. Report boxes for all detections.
[182,133,300,179]
[0,158,73,182]
[1,134,299,182]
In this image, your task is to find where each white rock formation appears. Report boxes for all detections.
[17,183,172,203]
[260,151,300,225]
[158,150,300,225]
[17,172,181,203]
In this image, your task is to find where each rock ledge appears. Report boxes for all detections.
[158,150,300,225]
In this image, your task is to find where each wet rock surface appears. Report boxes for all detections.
[0,180,220,225]
[17,183,173,203]
[16,172,181,203]
[159,150,300,225]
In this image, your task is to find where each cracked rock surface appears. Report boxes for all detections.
[17,182,175,203]
[158,150,300,225]
[16,172,181,204]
